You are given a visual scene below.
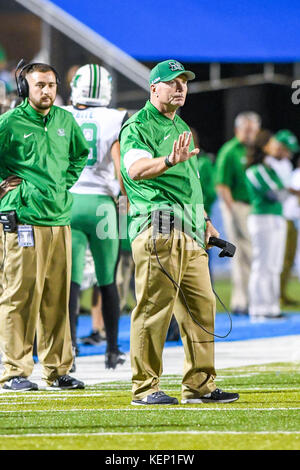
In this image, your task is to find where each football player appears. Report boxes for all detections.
[64,64,128,369]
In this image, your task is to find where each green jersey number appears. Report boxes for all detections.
[81,123,98,167]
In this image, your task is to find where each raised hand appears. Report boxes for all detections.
[168,132,200,165]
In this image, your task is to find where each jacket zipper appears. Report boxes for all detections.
[43,117,51,166]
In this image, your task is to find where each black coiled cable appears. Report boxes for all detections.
[153,237,232,339]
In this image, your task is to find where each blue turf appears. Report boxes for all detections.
[76,312,300,357]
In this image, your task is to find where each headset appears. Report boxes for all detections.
[15,58,61,99]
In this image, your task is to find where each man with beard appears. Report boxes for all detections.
[0,62,89,391]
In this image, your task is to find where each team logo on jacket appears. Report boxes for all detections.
[57,128,66,136]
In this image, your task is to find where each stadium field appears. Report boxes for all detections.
[0,362,300,450]
[1,278,299,451]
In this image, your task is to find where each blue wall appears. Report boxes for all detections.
[52,0,300,62]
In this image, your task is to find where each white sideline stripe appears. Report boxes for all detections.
[0,389,297,402]
[0,393,104,398]
[0,386,298,397]
[0,407,299,413]
[1,431,300,438]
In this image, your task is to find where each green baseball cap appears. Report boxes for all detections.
[275,129,300,153]
[149,59,195,85]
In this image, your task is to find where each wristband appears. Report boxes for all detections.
[205,216,212,223]
[164,155,174,168]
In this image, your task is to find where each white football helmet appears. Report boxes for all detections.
[71,64,112,107]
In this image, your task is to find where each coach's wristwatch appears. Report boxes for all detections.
[164,154,174,168]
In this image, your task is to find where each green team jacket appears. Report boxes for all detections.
[0,99,89,226]
[120,100,206,248]
[215,136,250,203]
[245,163,284,215]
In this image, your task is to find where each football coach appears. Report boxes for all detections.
[0,61,89,391]
[120,59,239,405]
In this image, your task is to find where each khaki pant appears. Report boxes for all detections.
[131,227,216,401]
[0,225,73,385]
[220,201,252,312]
[280,219,298,301]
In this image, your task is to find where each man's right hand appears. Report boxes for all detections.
[0,176,23,200]
[168,132,200,165]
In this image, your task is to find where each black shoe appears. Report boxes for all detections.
[232,309,248,316]
[3,377,38,391]
[132,391,179,406]
[80,330,104,345]
[105,349,126,369]
[264,313,287,319]
[182,388,239,404]
[50,374,85,390]
[253,313,287,320]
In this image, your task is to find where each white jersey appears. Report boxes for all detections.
[265,155,300,220]
[63,105,127,196]
[264,155,293,187]
[285,168,300,220]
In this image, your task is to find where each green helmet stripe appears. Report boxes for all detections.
[89,64,93,98]
[92,64,98,98]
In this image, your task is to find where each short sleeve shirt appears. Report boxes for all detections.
[119,100,206,247]
[215,137,250,203]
